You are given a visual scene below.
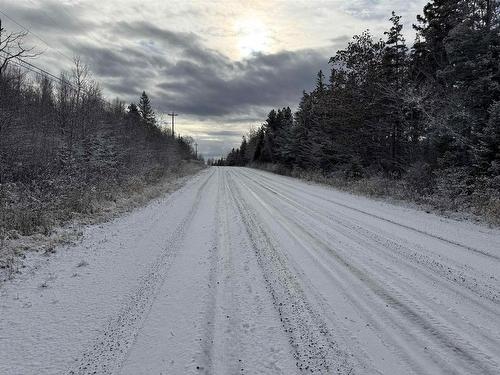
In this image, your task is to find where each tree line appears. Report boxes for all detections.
[217,0,500,219]
[0,23,199,237]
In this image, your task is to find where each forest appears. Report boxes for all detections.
[0,39,200,250]
[216,0,500,222]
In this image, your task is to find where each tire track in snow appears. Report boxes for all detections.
[209,169,246,374]
[69,170,214,375]
[244,170,500,304]
[196,168,224,375]
[226,171,354,374]
[199,168,298,374]
[241,169,499,261]
[234,169,500,375]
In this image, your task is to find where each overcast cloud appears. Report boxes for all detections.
[1,0,427,158]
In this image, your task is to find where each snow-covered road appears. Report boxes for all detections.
[1,167,499,374]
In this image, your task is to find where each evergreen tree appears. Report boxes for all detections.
[413,0,466,80]
[240,136,249,165]
[440,0,500,118]
[382,12,409,167]
[383,12,408,84]
[316,70,326,94]
[275,107,294,165]
[221,0,500,216]
[127,103,140,121]
[292,91,315,169]
[138,91,155,125]
[479,101,500,175]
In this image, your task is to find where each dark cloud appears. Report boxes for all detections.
[74,44,132,77]
[1,1,338,120]
[23,15,327,135]
[64,19,330,119]
[154,49,328,117]
[105,79,143,99]
[2,0,93,33]
[114,21,200,50]
[111,21,231,69]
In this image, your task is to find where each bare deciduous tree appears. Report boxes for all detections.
[0,19,39,77]
[72,56,89,106]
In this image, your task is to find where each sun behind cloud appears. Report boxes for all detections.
[235,17,271,58]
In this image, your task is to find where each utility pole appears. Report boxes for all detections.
[194,142,198,159]
[168,112,178,137]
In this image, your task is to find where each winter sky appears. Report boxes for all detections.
[1,0,428,158]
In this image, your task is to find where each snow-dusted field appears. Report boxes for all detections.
[1,167,499,374]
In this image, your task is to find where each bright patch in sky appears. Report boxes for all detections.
[235,17,270,58]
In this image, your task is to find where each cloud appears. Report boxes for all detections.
[111,21,231,69]
[2,1,93,33]
[65,19,330,119]
[155,48,327,117]
[1,0,428,158]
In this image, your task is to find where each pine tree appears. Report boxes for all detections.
[382,12,409,166]
[291,92,316,169]
[138,91,155,125]
[221,0,500,212]
[253,128,266,163]
[413,0,466,80]
[329,30,388,170]
[383,12,408,84]
[479,101,500,175]
[440,1,500,113]
[275,107,294,166]
[415,0,500,171]
[316,70,326,94]
[239,136,249,165]
[127,103,140,120]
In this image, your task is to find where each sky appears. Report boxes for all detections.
[1,0,428,159]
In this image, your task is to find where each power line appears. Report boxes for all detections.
[5,59,68,90]
[0,51,108,105]
[0,50,72,87]
[0,10,74,63]
[0,13,101,100]
[25,0,109,55]
[27,0,83,33]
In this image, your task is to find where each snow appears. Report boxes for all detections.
[1,167,499,374]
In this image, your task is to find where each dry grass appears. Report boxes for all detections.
[0,161,205,280]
